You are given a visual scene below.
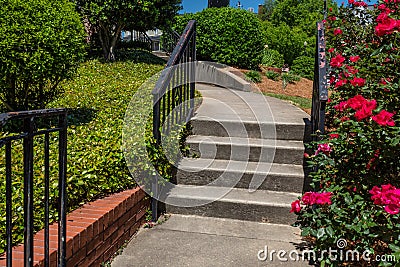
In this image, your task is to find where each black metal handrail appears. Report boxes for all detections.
[0,108,67,267]
[151,20,196,221]
[311,21,328,141]
[152,20,196,144]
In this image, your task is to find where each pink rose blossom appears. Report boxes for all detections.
[290,200,302,213]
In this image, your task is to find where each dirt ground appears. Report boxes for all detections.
[235,69,314,114]
[238,69,313,99]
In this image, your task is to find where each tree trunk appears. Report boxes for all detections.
[98,22,123,61]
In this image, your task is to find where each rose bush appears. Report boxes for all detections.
[291,0,400,265]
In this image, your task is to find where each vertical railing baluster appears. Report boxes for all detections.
[6,141,12,267]
[23,117,34,267]
[44,132,50,267]
[58,113,67,267]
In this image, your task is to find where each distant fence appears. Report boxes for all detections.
[0,109,67,267]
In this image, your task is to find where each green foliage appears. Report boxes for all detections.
[270,0,337,36]
[117,40,151,51]
[291,56,314,80]
[263,21,310,65]
[282,72,300,83]
[0,50,165,254]
[265,70,280,81]
[76,0,182,60]
[0,0,86,111]
[264,92,311,110]
[294,2,400,265]
[261,49,284,67]
[172,8,266,69]
[245,71,262,83]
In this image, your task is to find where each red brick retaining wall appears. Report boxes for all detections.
[0,187,150,267]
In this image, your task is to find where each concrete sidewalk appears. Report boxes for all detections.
[111,214,314,267]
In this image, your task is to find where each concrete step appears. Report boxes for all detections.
[165,185,298,224]
[152,51,169,61]
[111,215,311,267]
[191,117,308,141]
[186,135,305,165]
[177,158,304,193]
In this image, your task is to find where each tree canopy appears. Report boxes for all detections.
[76,0,182,61]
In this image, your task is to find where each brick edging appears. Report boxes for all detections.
[0,187,150,267]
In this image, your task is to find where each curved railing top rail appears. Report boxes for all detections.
[152,20,196,97]
[0,108,67,127]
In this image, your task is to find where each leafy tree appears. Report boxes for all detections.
[0,0,86,111]
[75,0,182,61]
[258,0,277,21]
[263,21,311,65]
[270,0,337,36]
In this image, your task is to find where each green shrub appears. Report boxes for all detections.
[263,21,311,65]
[0,50,164,254]
[0,0,86,111]
[172,8,265,69]
[291,56,314,80]
[261,48,284,67]
[265,70,280,81]
[245,70,262,83]
[282,72,300,83]
[117,40,151,51]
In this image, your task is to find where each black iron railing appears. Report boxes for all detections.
[127,31,153,51]
[151,20,196,220]
[311,21,328,141]
[161,29,181,54]
[0,109,67,267]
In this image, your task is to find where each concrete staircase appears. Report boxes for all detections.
[166,83,310,225]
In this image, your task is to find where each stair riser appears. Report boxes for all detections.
[188,143,304,165]
[191,120,307,141]
[166,201,296,225]
[177,169,304,193]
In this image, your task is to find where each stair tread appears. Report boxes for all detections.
[186,135,305,150]
[179,158,304,176]
[167,185,299,207]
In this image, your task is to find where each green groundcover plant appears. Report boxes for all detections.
[290,1,400,266]
[0,50,165,254]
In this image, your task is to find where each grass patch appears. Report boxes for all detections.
[264,92,312,110]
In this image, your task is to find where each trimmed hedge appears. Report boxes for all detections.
[0,0,86,111]
[172,8,265,69]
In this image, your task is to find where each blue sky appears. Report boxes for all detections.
[180,0,263,14]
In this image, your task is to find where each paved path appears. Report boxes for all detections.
[111,214,314,267]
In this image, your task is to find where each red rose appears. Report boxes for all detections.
[330,54,346,68]
[334,28,343,35]
[372,110,396,126]
[347,95,367,110]
[354,100,377,121]
[375,16,398,36]
[328,47,335,53]
[350,77,366,87]
[329,134,339,139]
[349,55,360,62]
[290,200,302,213]
[335,79,347,88]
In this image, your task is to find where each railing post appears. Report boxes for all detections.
[23,117,34,267]
[5,142,12,267]
[58,112,67,267]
